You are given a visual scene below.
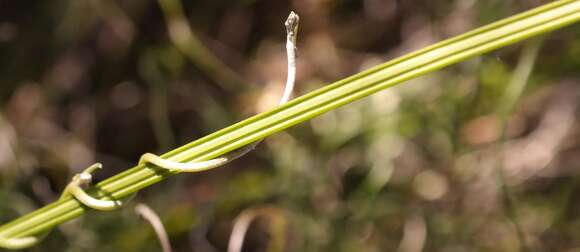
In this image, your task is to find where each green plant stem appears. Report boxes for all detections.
[0,0,578,244]
[495,39,542,252]
[158,0,244,91]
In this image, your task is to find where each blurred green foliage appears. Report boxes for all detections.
[0,0,579,251]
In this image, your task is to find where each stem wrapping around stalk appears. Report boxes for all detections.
[0,0,579,246]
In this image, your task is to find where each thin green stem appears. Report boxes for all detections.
[139,50,177,151]
[495,39,542,252]
[158,0,244,91]
[0,0,578,245]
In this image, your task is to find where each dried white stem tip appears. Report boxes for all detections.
[285,11,300,43]
[281,11,299,105]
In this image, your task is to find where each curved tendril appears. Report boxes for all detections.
[138,153,228,173]
[61,163,129,211]
[140,11,300,173]
[0,11,303,250]
[0,163,129,249]
[0,233,47,250]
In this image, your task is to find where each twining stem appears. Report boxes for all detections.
[0,0,578,245]
[0,11,300,250]
[138,11,299,174]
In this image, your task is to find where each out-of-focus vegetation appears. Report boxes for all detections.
[0,0,579,251]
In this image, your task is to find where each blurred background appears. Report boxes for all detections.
[0,0,579,251]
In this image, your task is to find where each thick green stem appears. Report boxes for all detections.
[0,0,578,245]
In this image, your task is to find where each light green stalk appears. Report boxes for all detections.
[495,39,542,252]
[158,0,245,91]
[0,0,578,246]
